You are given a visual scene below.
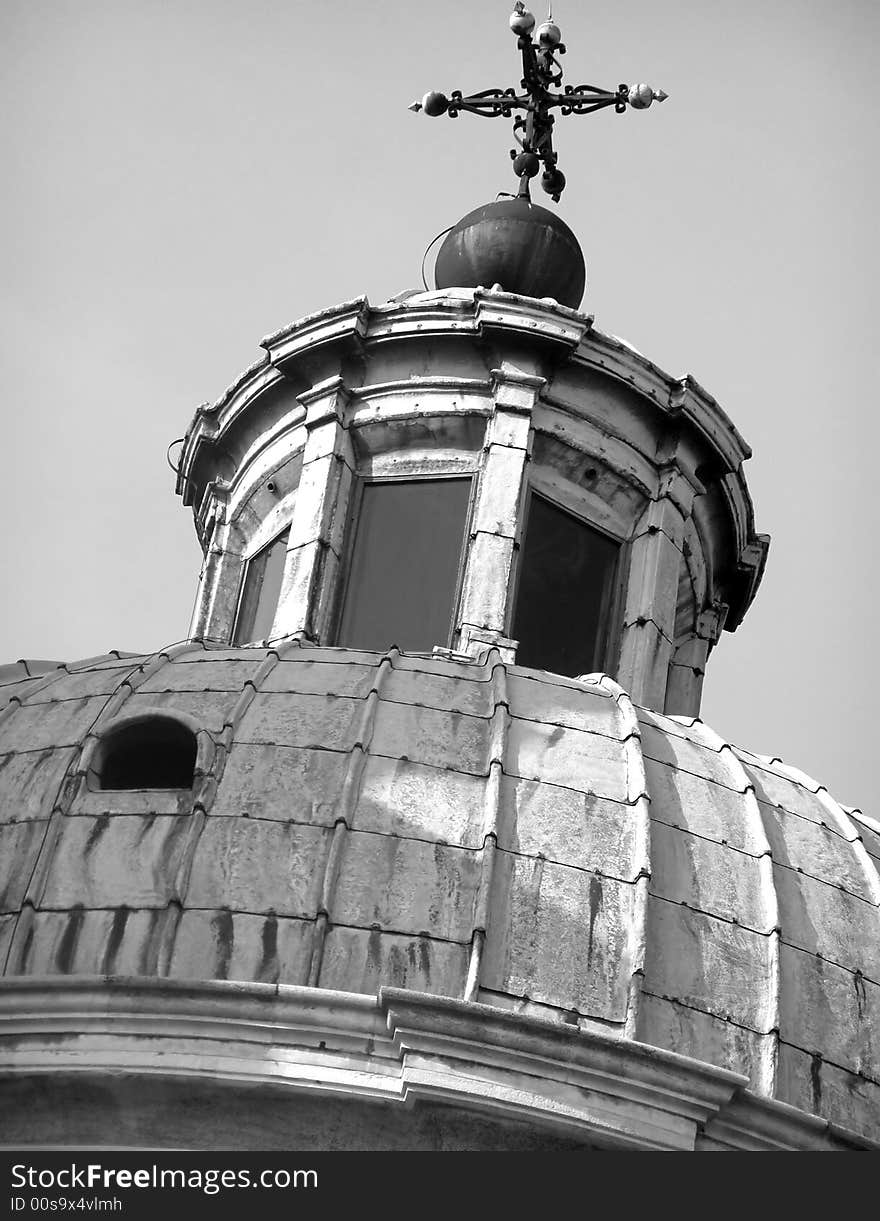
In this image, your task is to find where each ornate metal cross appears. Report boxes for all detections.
[410,3,667,202]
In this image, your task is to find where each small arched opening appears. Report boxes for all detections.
[93,716,198,790]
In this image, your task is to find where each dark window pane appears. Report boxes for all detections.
[513,495,618,677]
[338,479,470,652]
[233,528,289,645]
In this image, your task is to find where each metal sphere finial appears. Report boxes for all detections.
[509,3,535,35]
[536,20,562,49]
[410,5,668,203]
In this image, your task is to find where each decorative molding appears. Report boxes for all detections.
[1,977,868,1150]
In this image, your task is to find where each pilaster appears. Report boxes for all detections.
[188,493,245,644]
[456,365,543,659]
[271,377,355,642]
[617,465,694,708]
[664,601,728,716]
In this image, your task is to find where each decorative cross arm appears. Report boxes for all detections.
[410,4,667,202]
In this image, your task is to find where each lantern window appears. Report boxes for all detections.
[513,494,619,677]
[336,478,471,652]
[233,528,290,645]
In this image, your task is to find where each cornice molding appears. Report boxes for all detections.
[0,977,870,1151]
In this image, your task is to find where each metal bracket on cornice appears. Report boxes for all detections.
[475,289,591,351]
[728,533,771,628]
[261,298,371,376]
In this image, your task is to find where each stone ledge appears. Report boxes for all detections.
[1,976,868,1150]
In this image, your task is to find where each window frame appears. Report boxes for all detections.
[331,471,477,654]
[508,486,627,676]
[231,526,291,646]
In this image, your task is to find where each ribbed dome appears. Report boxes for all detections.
[1,641,877,1145]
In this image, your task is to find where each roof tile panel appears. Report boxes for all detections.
[332,831,479,942]
[0,748,77,824]
[40,815,192,909]
[319,926,468,997]
[209,743,346,826]
[185,819,330,919]
[168,910,313,985]
[483,852,633,1021]
[642,897,774,1033]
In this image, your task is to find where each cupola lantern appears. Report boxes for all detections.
[177,9,760,717]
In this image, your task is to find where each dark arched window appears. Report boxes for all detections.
[96,717,197,790]
[513,494,619,677]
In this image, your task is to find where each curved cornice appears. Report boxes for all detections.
[1,977,871,1151]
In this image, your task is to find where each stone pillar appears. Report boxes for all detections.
[457,365,544,662]
[188,492,247,645]
[188,507,222,642]
[617,465,695,709]
[271,376,354,642]
[664,601,728,717]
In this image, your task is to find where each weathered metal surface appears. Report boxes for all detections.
[262,658,375,698]
[642,751,766,855]
[39,814,191,909]
[23,665,142,702]
[742,758,834,821]
[639,721,741,789]
[777,1043,880,1139]
[0,697,107,751]
[773,865,880,978]
[506,671,615,733]
[506,715,627,798]
[642,898,775,1030]
[11,909,163,976]
[369,702,488,775]
[0,747,76,824]
[483,851,634,1019]
[648,819,767,929]
[499,776,637,874]
[639,994,769,1092]
[186,820,330,918]
[210,744,347,824]
[137,659,267,692]
[320,927,468,997]
[0,820,50,911]
[236,691,362,750]
[121,690,240,734]
[763,809,877,903]
[434,199,586,308]
[355,756,485,846]
[778,943,880,1077]
[380,667,492,717]
[331,831,480,941]
[0,645,876,1143]
[169,911,312,984]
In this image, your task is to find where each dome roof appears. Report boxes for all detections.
[0,641,876,1146]
[434,197,586,309]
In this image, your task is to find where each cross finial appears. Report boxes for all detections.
[410,4,667,202]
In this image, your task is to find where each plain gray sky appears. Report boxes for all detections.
[2,0,877,809]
